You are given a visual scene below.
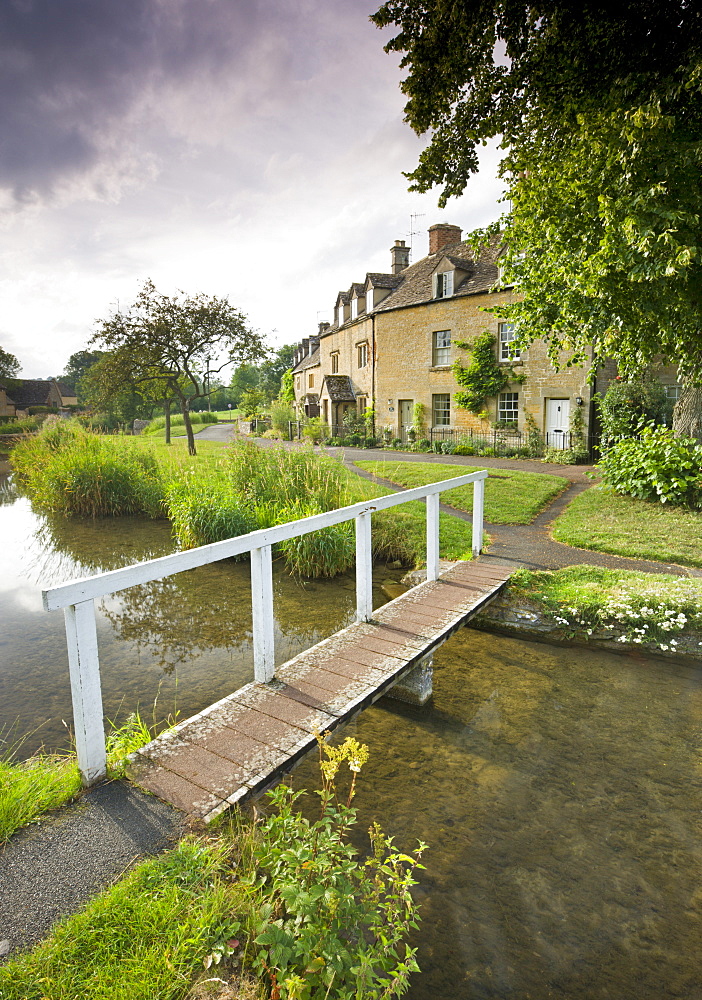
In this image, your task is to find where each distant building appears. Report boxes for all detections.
[0,379,78,419]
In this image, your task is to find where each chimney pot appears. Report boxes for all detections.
[390,239,410,274]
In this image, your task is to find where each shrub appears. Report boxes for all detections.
[596,374,670,437]
[453,444,475,456]
[0,415,43,435]
[543,446,589,465]
[270,399,295,439]
[302,417,330,444]
[597,424,702,507]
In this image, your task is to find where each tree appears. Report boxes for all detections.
[0,346,20,379]
[59,350,106,400]
[91,281,265,454]
[372,1,702,437]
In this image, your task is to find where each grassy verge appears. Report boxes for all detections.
[552,486,702,568]
[0,714,162,845]
[355,460,568,524]
[508,564,702,652]
[0,835,259,1000]
[142,412,219,436]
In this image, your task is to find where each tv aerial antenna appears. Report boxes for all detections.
[408,213,425,260]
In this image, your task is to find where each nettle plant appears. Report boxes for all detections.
[550,578,702,652]
[250,734,426,1000]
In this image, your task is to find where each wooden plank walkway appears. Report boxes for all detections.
[127,560,511,822]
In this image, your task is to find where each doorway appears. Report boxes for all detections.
[545,398,571,449]
[399,399,413,442]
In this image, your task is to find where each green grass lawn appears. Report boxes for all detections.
[552,486,702,568]
[355,460,568,524]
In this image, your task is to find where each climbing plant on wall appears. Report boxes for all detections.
[453,331,524,415]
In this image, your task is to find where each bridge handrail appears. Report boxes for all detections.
[42,469,488,785]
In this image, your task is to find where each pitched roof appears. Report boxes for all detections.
[322,375,356,402]
[5,379,54,407]
[366,272,404,290]
[292,347,320,374]
[374,235,502,313]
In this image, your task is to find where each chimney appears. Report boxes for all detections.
[302,337,310,357]
[429,223,462,255]
[390,239,410,274]
[318,321,330,335]
[310,336,320,353]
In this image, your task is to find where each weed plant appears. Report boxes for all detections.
[0,745,81,844]
[12,422,163,518]
[277,500,356,578]
[250,733,425,999]
[167,479,257,549]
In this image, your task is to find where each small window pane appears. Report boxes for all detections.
[499,322,520,361]
[357,343,368,368]
[432,329,451,366]
[331,353,339,374]
[432,393,450,426]
[498,392,519,424]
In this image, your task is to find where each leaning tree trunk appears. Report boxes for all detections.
[164,399,171,445]
[673,378,702,442]
[175,394,197,456]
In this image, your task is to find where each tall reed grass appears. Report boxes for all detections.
[166,479,257,550]
[12,421,164,518]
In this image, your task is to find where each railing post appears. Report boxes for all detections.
[64,600,107,786]
[251,544,275,682]
[472,477,485,557]
[355,511,373,621]
[426,492,440,581]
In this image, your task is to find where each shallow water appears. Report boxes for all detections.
[289,628,702,999]
[0,472,388,755]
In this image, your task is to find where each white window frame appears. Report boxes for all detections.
[357,342,368,369]
[351,298,358,320]
[498,391,519,425]
[499,322,520,361]
[433,270,454,299]
[337,304,345,326]
[432,393,451,426]
[365,287,373,311]
[432,329,451,366]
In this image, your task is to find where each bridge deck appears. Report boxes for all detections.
[127,560,511,822]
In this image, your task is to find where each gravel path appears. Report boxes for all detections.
[0,781,183,962]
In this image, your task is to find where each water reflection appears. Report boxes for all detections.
[290,629,702,1000]
[0,475,363,755]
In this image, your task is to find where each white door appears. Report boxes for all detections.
[399,399,413,441]
[545,398,570,449]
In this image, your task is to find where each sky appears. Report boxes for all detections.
[0,0,504,380]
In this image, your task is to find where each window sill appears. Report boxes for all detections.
[429,365,451,372]
[499,358,523,365]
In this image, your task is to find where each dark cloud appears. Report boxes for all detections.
[0,0,348,201]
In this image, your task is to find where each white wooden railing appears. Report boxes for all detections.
[43,471,487,785]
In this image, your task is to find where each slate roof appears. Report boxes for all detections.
[366,272,404,290]
[5,379,54,407]
[374,235,503,313]
[350,282,366,297]
[322,375,356,402]
[292,347,320,374]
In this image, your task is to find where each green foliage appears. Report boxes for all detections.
[522,409,544,458]
[251,734,425,1000]
[0,345,20,378]
[166,479,257,549]
[240,388,267,419]
[229,442,349,512]
[511,565,702,653]
[452,332,523,415]
[280,368,296,404]
[0,747,81,845]
[143,410,218,435]
[12,422,164,518]
[596,376,670,438]
[278,501,355,578]
[0,415,43,436]
[302,417,330,444]
[61,349,107,400]
[0,838,240,1000]
[270,399,295,438]
[597,425,702,508]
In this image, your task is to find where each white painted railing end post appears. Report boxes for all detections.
[426,492,440,581]
[64,600,107,786]
[472,477,485,557]
[251,544,276,682]
[355,511,373,621]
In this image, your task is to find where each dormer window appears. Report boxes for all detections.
[366,287,374,311]
[433,270,454,299]
[337,304,345,326]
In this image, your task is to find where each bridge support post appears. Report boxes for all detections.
[426,493,440,581]
[387,654,433,706]
[251,544,275,682]
[64,600,107,786]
